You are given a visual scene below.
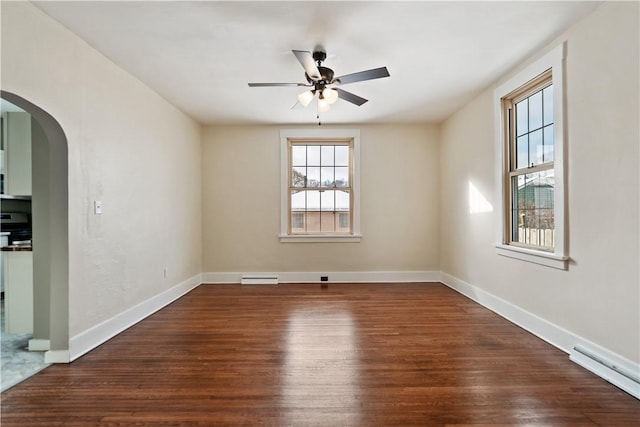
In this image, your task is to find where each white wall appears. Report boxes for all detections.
[440,2,639,363]
[202,124,440,274]
[1,2,202,340]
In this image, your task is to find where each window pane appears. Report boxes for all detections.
[512,171,554,249]
[512,175,524,244]
[335,145,349,166]
[516,99,528,136]
[291,146,306,166]
[529,90,543,130]
[529,129,543,166]
[292,166,306,187]
[321,167,334,187]
[543,124,554,163]
[321,145,334,166]
[539,208,554,247]
[307,167,320,187]
[335,190,350,210]
[335,167,349,187]
[514,174,526,209]
[307,190,320,210]
[291,213,305,233]
[543,85,554,126]
[511,209,526,243]
[534,170,554,210]
[517,135,528,169]
[291,190,306,211]
[321,190,335,211]
[306,211,320,233]
[307,146,320,166]
[513,175,532,245]
[320,212,335,232]
[338,213,350,232]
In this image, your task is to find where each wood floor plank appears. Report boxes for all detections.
[1,283,638,426]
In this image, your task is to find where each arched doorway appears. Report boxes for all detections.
[1,90,69,363]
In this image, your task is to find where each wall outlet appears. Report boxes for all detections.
[321,276,328,282]
[94,200,102,215]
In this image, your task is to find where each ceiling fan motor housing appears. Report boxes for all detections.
[304,50,334,88]
[305,67,334,84]
[306,50,334,89]
[318,66,334,83]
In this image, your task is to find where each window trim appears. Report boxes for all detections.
[279,129,361,243]
[494,43,568,269]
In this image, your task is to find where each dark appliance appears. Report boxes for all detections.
[0,212,31,245]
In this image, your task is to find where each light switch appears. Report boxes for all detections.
[94,200,102,215]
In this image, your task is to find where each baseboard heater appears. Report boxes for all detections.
[240,275,279,285]
[570,345,640,399]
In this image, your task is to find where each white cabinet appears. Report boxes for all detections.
[2,112,32,196]
[4,250,33,334]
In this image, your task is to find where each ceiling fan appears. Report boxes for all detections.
[248,48,390,116]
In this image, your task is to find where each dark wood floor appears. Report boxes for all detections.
[1,283,638,426]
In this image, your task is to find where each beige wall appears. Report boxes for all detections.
[440,1,639,363]
[202,124,440,273]
[1,2,202,339]
[3,0,637,370]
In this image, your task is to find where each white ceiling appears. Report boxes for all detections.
[33,1,600,126]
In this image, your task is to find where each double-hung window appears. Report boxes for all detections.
[290,141,351,234]
[505,71,555,250]
[280,129,361,242]
[495,44,568,269]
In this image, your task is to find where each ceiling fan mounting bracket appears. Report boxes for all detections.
[312,50,327,64]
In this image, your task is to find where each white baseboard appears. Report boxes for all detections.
[68,273,201,362]
[440,272,640,399]
[202,270,440,284]
[28,338,50,351]
[440,272,571,350]
[44,349,70,363]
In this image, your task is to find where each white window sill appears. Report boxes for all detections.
[496,243,568,270]
[279,234,362,243]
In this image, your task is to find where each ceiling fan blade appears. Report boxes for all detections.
[335,67,390,85]
[292,50,321,80]
[335,88,368,106]
[248,82,309,87]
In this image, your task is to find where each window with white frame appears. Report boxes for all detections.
[280,129,361,242]
[495,44,568,269]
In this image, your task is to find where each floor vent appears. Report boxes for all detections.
[570,345,640,399]
[240,275,279,285]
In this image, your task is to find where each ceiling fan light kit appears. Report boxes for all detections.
[249,48,390,122]
[317,97,330,113]
[298,89,314,107]
[322,88,339,104]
